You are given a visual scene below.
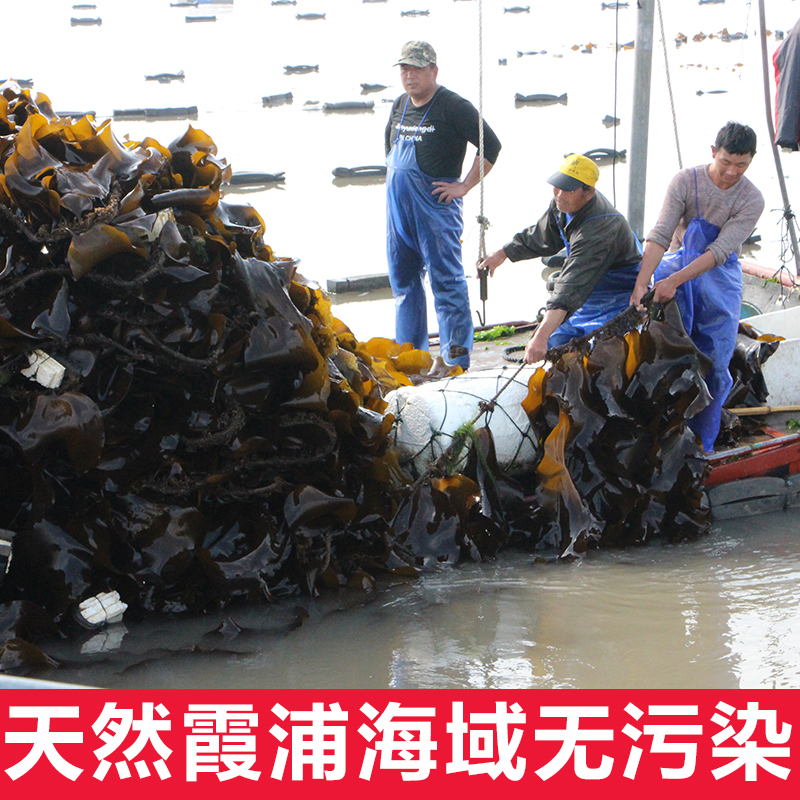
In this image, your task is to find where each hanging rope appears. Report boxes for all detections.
[656,0,683,169]
[476,0,488,261]
[475,0,490,326]
[611,1,620,206]
[757,0,800,277]
[775,210,800,295]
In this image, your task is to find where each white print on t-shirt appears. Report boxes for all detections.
[396,122,436,142]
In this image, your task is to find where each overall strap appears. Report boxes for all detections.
[397,96,410,128]
[557,211,641,258]
[397,89,440,132]
[557,211,623,240]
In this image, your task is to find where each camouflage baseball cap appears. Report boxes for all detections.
[394,41,437,68]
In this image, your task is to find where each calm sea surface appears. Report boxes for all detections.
[5,0,800,688]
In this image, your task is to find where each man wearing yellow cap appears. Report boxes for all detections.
[480,153,642,364]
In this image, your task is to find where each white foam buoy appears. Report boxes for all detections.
[75,591,127,629]
[384,365,542,476]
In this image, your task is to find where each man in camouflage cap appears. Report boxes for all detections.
[394,40,437,68]
[385,40,501,370]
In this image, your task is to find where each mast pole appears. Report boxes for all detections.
[758,0,800,275]
[627,0,655,239]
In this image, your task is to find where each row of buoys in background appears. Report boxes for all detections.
[223,167,390,192]
[332,166,387,178]
[580,148,627,165]
[261,94,376,113]
[675,28,750,47]
[228,172,286,186]
[322,101,374,113]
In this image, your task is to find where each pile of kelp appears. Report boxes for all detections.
[0,82,441,643]
[0,82,726,655]
[526,301,713,552]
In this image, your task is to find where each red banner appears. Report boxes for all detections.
[0,690,795,798]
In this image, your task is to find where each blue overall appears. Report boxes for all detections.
[547,214,642,347]
[653,170,741,452]
[386,95,474,369]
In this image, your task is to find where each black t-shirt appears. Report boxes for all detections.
[384,86,501,179]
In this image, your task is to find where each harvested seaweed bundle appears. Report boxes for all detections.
[0,82,433,637]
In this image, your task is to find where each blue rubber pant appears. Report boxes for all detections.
[654,216,741,452]
[386,133,473,369]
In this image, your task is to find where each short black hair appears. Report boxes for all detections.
[715,121,757,156]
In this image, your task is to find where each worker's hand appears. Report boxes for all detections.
[477,248,507,277]
[432,180,468,204]
[523,330,548,364]
[629,282,650,309]
[652,275,678,304]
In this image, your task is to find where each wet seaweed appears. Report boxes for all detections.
[520,302,713,555]
[0,82,728,663]
[0,83,428,643]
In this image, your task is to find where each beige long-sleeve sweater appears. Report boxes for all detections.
[645,165,764,266]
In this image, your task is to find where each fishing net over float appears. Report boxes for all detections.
[0,82,775,667]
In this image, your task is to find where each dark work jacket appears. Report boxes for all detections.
[503,191,641,317]
[774,21,800,149]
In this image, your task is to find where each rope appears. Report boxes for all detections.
[477,0,488,262]
[612,1,620,206]
[474,0,490,326]
[774,209,800,297]
[757,0,800,276]
[656,0,683,169]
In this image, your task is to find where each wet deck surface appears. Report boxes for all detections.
[431,325,536,372]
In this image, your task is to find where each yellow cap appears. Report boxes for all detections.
[547,154,600,191]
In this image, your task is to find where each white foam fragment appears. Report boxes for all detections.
[20,349,66,388]
[76,590,128,628]
[150,207,176,241]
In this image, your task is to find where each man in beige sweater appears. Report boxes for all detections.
[630,121,765,452]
